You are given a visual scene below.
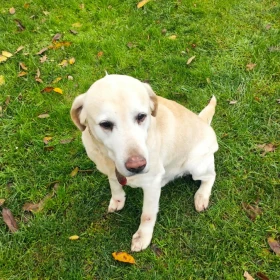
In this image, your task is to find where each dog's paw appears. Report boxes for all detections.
[194,191,210,212]
[131,230,152,252]
[108,197,126,213]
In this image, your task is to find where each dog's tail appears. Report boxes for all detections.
[198,96,217,125]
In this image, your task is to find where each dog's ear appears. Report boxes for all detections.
[142,83,158,117]
[70,94,86,131]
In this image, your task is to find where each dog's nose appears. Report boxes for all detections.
[125,156,147,173]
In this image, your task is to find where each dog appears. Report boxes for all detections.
[71,74,218,252]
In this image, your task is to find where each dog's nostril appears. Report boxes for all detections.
[125,156,146,173]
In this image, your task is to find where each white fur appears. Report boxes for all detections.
[71,74,218,251]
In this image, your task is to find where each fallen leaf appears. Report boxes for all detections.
[0,55,8,63]
[19,62,28,71]
[70,167,79,177]
[59,59,68,67]
[2,208,18,233]
[37,47,48,55]
[52,33,62,41]
[0,199,5,206]
[168,35,177,40]
[5,96,10,106]
[18,71,27,77]
[53,87,63,94]
[23,193,54,213]
[23,3,30,9]
[69,57,75,64]
[112,252,135,264]
[151,244,163,257]
[67,75,73,80]
[2,51,13,58]
[52,77,62,84]
[38,113,50,118]
[161,28,167,35]
[44,146,55,151]
[242,202,262,221]
[268,237,280,255]
[43,136,52,144]
[15,45,24,53]
[49,41,71,50]
[35,68,43,83]
[80,3,84,9]
[187,55,196,65]
[126,42,136,49]
[257,143,276,155]
[69,29,78,35]
[41,87,54,93]
[246,63,257,71]
[244,271,255,280]
[9,7,16,14]
[42,11,50,15]
[137,0,151,8]
[60,138,74,144]
[72,22,82,28]
[276,99,280,104]
[69,235,79,240]
[229,100,238,105]
[0,75,5,86]
[256,272,270,280]
[14,19,25,31]
[40,54,47,63]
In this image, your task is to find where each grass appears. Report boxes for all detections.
[0,0,279,279]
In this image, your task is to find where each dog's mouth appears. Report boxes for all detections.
[115,168,127,186]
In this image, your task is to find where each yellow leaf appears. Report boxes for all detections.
[2,51,13,58]
[168,35,177,40]
[137,0,151,8]
[15,45,24,53]
[0,55,8,63]
[0,198,5,206]
[43,136,52,144]
[243,271,255,280]
[70,167,79,177]
[69,235,80,240]
[52,77,62,84]
[187,55,196,65]
[112,252,136,264]
[59,59,68,67]
[69,57,75,65]
[50,41,71,50]
[0,75,5,86]
[72,22,82,28]
[53,87,63,94]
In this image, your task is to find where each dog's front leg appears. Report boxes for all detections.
[131,185,161,252]
[108,178,126,213]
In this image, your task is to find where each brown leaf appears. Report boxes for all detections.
[267,237,280,255]
[5,95,11,106]
[229,100,238,105]
[43,136,52,144]
[2,208,18,233]
[9,7,16,15]
[244,271,255,280]
[151,244,163,257]
[257,143,276,155]
[70,167,79,177]
[256,272,270,280]
[126,42,136,49]
[41,87,54,93]
[38,113,50,118]
[0,199,5,206]
[35,68,43,83]
[44,146,55,151]
[14,19,25,31]
[40,54,47,63]
[69,29,78,35]
[242,202,262,221]
[52,33,62,41]
[187,56,196,65]
[23,3,30,9]
[60,138,74,144]
[246,63,257,71]
[19,62,28,71]
[37,47,48,55]
[18,71,27,77]
[15,46,24,53]
[23,193,54,213]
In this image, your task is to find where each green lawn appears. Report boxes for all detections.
[0,0,279,279]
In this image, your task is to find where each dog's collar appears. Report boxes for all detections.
[85,121,127,186]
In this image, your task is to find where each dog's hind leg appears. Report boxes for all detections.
[108,178,126,213]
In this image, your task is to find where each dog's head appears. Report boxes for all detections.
[71,74,158,177]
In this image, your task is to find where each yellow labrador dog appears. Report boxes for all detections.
[71,74,218,252]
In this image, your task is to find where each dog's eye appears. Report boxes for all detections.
[100,121,114,130]
[136,113,147,124]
